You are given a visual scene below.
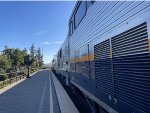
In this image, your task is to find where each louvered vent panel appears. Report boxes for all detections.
[94,39,113,96]
[112,22,148,57]
[112,22,150,113]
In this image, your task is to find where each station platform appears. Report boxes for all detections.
[0,70,79,113]
[49,71,79,113]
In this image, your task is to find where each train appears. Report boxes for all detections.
[51,1,150,113]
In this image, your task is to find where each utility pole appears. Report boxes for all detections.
[26,54,32,78]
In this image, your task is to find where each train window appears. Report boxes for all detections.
[87,1,94,9]
[91,0,95,4]
[87,1,91,9]
[74,1,86,28]
[69,21,73,36]
[72,18,74,32]
[81,45,88,57]
[75,50,80,58]
[59,49,62,58]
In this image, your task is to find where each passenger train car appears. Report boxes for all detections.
[52,1,150,113]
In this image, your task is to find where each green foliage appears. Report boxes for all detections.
[28,45,44,68]
[0,74,8,81]
[39,60,44,67]
[9,72,16,78]
[0,54,11,70]
[3,48,25,68]
[0,79,11,89]
[3,79,10,85]
[31,57,38,67]
[0,70,5,74]
[3,48,14,63]
[0,44,45,89]
[12,49,24,67]
[0,44,44,73]
[37,48,42,62]
[30,44,36,58]
[17,71,25,75]
[36,47,43,68]
[22,48,28,56]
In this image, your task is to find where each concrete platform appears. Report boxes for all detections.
[0,70,79,113]
[50,71,79,113]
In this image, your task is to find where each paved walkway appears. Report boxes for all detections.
[0,70,79,113]
[0,70,50,113]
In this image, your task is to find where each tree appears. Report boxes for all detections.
[22,48,28,56]
[3,47,25,69]
[30,44,35,59]
[36,47,43,68]
[12,49,24,68]
[39,59,43,68]
[0,54,11,70]
[3,48,14,63]
[36,47,41,62]
[31,57,38,67]
[29,45,44,68]
[20,48,28,67]
[1,45,44,72]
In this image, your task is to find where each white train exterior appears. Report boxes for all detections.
[52,1,150,113]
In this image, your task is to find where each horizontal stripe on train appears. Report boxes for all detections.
[148,38,150,53]
[70,54,94,63]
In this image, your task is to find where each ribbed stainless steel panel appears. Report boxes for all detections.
[70,1,150,52]
[68,1,150,113]
[111,23,150,113]
[94,39,113,96]
[112,22,148,57]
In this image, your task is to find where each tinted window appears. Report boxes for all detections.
[69,21,73,36]
[75,1,86,28]
[87,1,95,9]
[91,1,95,4]
[87,1,92,9]
[81,45,88,56]
[60,49,62,58]
[75,49,80,58]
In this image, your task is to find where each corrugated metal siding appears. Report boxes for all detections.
[111,23,148,57]
[70,1,150,52]
[94,39,113,96]
[61,38,69,70]
[69,1,150,112]
[111,23,150,113]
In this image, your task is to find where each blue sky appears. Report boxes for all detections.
[0,1,76,64]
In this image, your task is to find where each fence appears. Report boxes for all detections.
[0,73,26,89]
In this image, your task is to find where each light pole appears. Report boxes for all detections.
[26,54,32,78]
